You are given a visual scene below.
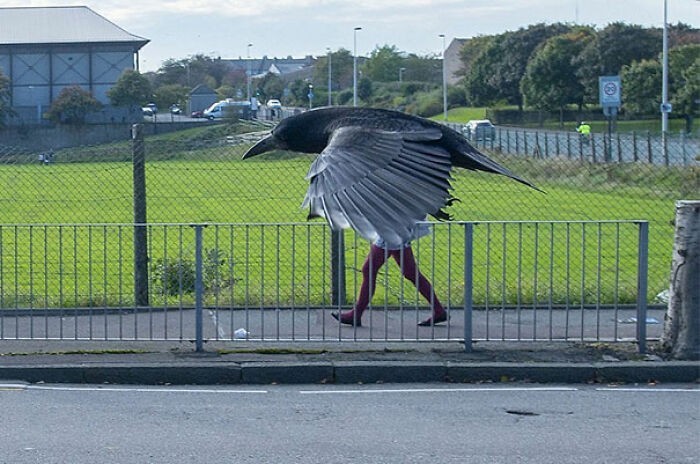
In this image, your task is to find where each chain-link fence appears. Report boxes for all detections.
[0,120,697,309]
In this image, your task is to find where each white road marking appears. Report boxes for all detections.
[595,387,700,393]
[0,383,27,391]
[299,386,579,394]
[20,385,267,394]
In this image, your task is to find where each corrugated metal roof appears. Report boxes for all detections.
[0,6,148,47]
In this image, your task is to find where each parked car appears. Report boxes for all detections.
[169,104,182,115]
[266,99,282,109]
[146,102,158,114]
[190,110,204,118]
[462,119,496,141]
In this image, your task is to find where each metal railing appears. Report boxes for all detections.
[0,221,653,351]
[445,123,698,167]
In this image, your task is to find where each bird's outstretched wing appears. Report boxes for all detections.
[301,126,452,247]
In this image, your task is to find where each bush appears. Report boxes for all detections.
[151,247,237,296]
[46,86,102,125]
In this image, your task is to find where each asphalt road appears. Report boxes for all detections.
[1,383,698,463]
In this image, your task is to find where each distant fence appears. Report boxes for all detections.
[445,123,698,167]
[0,221,655,351]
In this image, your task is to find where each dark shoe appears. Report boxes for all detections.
[331,311,362,327]
[418,312,448,326]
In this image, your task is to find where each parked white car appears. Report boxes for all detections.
[462,119,496,141]
[266,99,282,109]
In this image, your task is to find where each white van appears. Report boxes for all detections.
[203,99,251,120]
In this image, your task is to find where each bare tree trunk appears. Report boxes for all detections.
[661,200,700,360]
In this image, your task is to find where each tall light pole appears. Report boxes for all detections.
[353,26,362,107]
[661,0,669,134]
[327,48,333,106]
[246,43,253,102]
[439,34,448,121]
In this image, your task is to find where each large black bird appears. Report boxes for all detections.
[243,107,536,247]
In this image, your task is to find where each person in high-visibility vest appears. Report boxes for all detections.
[577,121,591,135]
[577,121,591,143]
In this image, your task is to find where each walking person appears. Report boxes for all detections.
[332,223,448,327]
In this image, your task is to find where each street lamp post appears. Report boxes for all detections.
[439,34,447,121]
[399,67,406,83]
[661,0,669,134]
[247,43,253,102]
[661,0,671,164]
[353,26,362,107]
[327,48,332,106]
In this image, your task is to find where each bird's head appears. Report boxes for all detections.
[243,108,338,159]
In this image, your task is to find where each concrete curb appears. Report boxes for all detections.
[1,361,697,385]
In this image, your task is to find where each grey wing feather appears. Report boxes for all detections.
[303,126,453,247]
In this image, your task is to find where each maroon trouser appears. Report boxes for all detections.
[353,243,445,317]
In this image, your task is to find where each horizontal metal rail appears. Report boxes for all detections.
[0,221,653,351]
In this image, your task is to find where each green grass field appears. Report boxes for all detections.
[0,128,687,309]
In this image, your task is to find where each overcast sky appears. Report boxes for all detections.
[10,0,700,71]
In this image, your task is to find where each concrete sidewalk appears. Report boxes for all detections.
[0,340,697,386]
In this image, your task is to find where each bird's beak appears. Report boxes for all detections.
[242,134,278,159]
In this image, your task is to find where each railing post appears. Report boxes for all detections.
[132,124,149,307]
[193,224,206,352]
[463,222,474,352]
[331,229,346,305]
[636,221,649,354]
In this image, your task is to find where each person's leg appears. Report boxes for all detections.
[332,244,387,326]
[391,246,448,325]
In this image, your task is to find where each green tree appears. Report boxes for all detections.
[464,23,571,109]
[621,59,662,116]
[313,49,354,93]
[670,44,700,132]
[464,37,504,107]
[363,45,404,82]
[156,54,228,89]
[153,84,189,110]
[521,29,594,123]
[357,76,373,103]
[402,53,441,84]
[0,70,14,127]
[493,23,572,109]
[254,72,285,103]
[107,69,153,108]
[457,35,493,82]
[576,23,661,104]
[46,86,102,124]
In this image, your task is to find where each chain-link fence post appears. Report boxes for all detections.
[132,124,149,307]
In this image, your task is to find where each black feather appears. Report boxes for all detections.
[243,106,539,247]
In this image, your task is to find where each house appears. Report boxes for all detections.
[224,55,316,81]
[444,38,468,85]
[188,84,218,114]
[0,6,148,124]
